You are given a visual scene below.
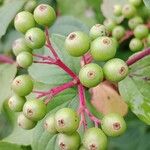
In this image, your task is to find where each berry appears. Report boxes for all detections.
[83,127,107,150]
[128,16,143,30]
[128,0,142,7]
[113,5,122,16]
[103,19,116,32]
[16,51,33,68]
[11,75,33,96]
[79,146,86,150]
[89,24,109,40]
[57,132,81,150]
[8,94,26,112]
[103,58,128,82]
[129,38,143,52]
[12,38,32,56]
[134,24,149,39]
[24,0,37,12]
[44,114,57,134]
[112,26,125,40]
[34,4,56,27]
[79,63,103,88]
[65,31,90,57]
[25,27,46,49]
[147,34,150,46]
[14,11,35,33]
[90,36,117,61]
[17,113,36,130]
[122,4,136,18]
[55,108,79,134]
[101,113,126,137]
[23,99,47,121]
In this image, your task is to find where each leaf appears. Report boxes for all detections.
[143,0,150,8]
[119,56,150,125]
[0,142,23,150]
[0,0,27,38]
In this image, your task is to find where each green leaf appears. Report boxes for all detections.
[119,56,150,125]
[0,142,23,150]
[143,0,150,8]
[0,0,27,38]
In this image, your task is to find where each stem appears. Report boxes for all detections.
[126,48,150,66]
[119,30,133,43]
[0,55,15,64]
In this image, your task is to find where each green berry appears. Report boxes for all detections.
[23,99,47,121]
[14,11,35,33]
[147,34,150,46]
[44,114,57,134]
[11,75,33,96]
[103,58,128,82]
[65,31,90,57]
[129,38,143,52]
[112,26,125,40]
[134,24,149,39]
[90,36,117,61]
[25,27,46,49]
[128,16,143,30]
[57,132,81,150]
[24,0,37,12]
[17,51,33,68]
[79,146,86,150]
[55,108,79,134]
[128,0,142,7]
[8,94,26,112]
[17,113,36,130]
[12,38,32,56]
[83,127,107,150]
[34,4,56,27]
[89,24,109,40]
[103,19,116,32]
[122,4,136,18]
[79,63,103,88]
[101,113,126,137]
[113,5,122,16]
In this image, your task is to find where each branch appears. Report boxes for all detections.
[0,55,15,64]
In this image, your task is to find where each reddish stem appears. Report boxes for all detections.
[0,55,15,64]
[119,30,133,43]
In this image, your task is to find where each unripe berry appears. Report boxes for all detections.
[101,113,126,137]
[147,34,150,46]
[134,24,149,39]
[83,127,107,150]
[17,51,33,68]
[23,99,47,121]
[14,11,35,33]
[112,26,125,40]
[128,16,143,30]
[55,108,79,134]
[12,38,32,56]
[44,114,57,134]
[122,4,136,18]
[103,19,116,32]
[8,94,26,112]
[57,132,81,150]
[129,38,143,52]
[89,24,109,40]
[34,4,56,27]
[25,27,46,49]
[24,0,37,12]
[128,0,142,7]
[90,36,117,61]
[11,75,33,96]
[103,58,128,82]
[113,5,122,16]
[79,146,86,150]
[79,63,103,88]
[65,31,90,57]
[17,113,36,130]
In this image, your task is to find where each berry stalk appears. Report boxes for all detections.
[0,54,15,64]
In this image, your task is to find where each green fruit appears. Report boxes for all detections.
[34,4,56,26]
[16,51,33,68]
[14,11,35,33]
[134,24,149,39]
[122,4,136,18]
[89,24,109,40]
[8,94,26,112]
[101,113,126,137]
[24,0,37,12]
[90,36,117,61]
[113,5,122,16]
[57,132,81,150]
[79,146,86,150]
[83,127,107,150]
[103,19,116,32]
[112,26,125,40]
[128,0,142,7]
[128,16,143,30]
[129,38,143,52]
[65,31,90,57]
[44,114,57,134]
[103,58,128,82]
[79,63,103,88]
[23,99,47,121]
[11,75,33,96]
[147,34,150,46]
[55,108,79,134]
[17,113,36,130]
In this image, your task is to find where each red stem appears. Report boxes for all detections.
[0,55,14,64]
[119,30,133,43]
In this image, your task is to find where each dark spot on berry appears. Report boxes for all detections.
[107,96,110,100]
[39,5,47,11]
[16,80,21,85]
[103,38,110,45]
[119,67,126,75]
[125,6,129,11]
[28,36,33,42]
[27,109,33,116]
[113,122,121,130]
[69,33,76,40]
[58,119,65,127]
[89,144,97,150]
[44,122,48,129]
[87,71,96,79]
[60,142,66,150]
[18,122,22,127]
